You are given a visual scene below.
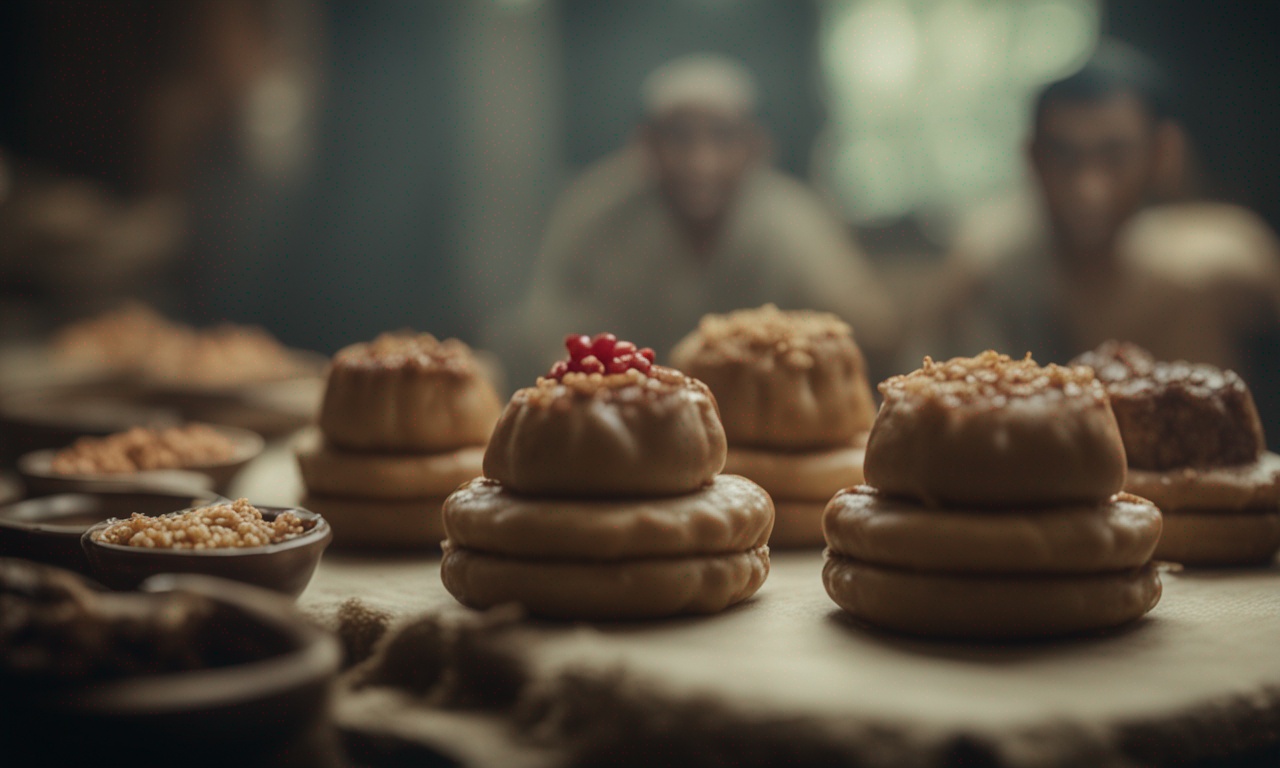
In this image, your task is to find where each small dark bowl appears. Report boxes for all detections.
[1,571,342,765]
[82,504,331,598]
[0,490,220,576]
[17,423,264,497]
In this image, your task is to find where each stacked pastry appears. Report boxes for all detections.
[297,333,502,549]
[671,305,876,547]
[442,333,774,619]
[823,352,1163,639]
[1074,341,1280,565]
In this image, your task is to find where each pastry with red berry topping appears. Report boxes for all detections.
[671,305,875,547]
[441,333,773,619]
[1072,341,1280,565]
[823,352,1162,639]
[296,333,501,549]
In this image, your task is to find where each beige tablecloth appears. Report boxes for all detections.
[234,443,1280,768]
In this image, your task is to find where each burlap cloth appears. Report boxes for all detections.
[239,445,1280,767]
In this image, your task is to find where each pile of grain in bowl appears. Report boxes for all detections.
[94,498,307,550]
[50,424,238,475]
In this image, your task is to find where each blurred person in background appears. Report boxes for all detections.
[0,0,278,340]
[934,39,1280,438]
[487,54,899,387]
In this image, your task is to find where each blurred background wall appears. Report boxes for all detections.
[1,0,1277,353]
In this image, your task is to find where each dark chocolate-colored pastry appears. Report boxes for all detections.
[1072,343,1263,470]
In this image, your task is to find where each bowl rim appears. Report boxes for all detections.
[0,491,223,535]
[17,422,266,481]
[45,572,341,715]
[81,503,331,558]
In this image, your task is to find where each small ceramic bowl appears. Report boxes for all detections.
[0,490,220,576]
[81,503,331,598]
[1,569,342,764]
[17,423,264,497]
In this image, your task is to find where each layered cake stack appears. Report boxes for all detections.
[672,305,876,547]
[823,352,1163,639]
[1075,341,1280,566]
[442,333,774,619]
[297,333,501,549]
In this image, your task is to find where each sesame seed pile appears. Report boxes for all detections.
[95,498,306,550]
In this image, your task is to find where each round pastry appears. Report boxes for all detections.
[441,544,770,620]
[823,486,1162,574]
[295,432,483,501]
[1073,341,1264,471]
[483,348,726,498]
[864,352,1127,508]
[300,494,447,550]
[824,349,1161,640]
[1074,341,1280,566]
[443,475,772,560]
[318,333,502,453]
[670,304,876,450]
[822,557,1162,640]
[442,332,772,620]
[1124,452,1280,513]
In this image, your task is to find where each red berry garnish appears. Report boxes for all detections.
[547,333,655,380]
[565,334,592,359]
[591,334,617,361]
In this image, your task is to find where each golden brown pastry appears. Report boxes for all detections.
[442,333,773,619]
[825,487,1161,574]
[823,558,1161,640]
[864,352,1126,508]
[824,352,1161,640]
[671,305,875,547]
[444,475,772,559]
[483,366,726,498]
[442,545,769,621]
[319,333,502,453]
[671,304,875,449]
[1073,341,1280,565]
[295,434,483,501]
[299,331,499,549]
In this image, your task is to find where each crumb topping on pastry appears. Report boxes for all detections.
[528,365,695,406]
[547,333,656,380]
[881,351,1105,406]
[332,333,479,374]
[680,304,853,369]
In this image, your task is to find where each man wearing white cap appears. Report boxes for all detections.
[490,54,897,385]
